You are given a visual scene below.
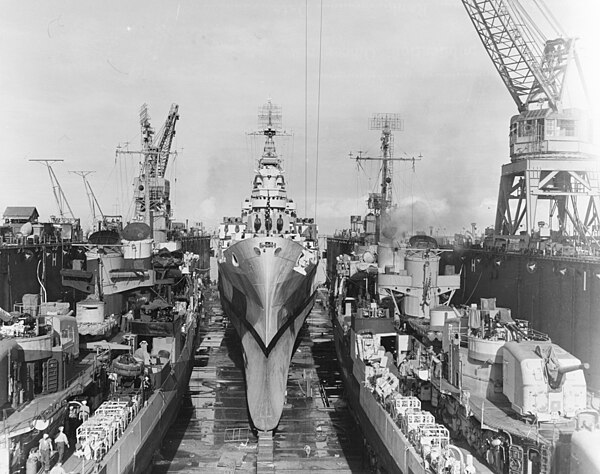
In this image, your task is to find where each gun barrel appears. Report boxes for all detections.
[557,363,589,375]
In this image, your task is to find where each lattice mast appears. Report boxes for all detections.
[371,114,403,213]
[258,100,282,165]
[249,100,291,168]
[351,114,419,215]
[461,0,599,241]
[351,114,421,243]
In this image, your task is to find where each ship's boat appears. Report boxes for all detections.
[218,101,319,432]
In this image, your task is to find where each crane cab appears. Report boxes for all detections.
[509,108,595,161]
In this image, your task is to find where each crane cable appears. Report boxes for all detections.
[531,0,565,37]
[313,0,323,223]
[304,0,308,216]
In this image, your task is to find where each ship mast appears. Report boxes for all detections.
[351,113,419,242]
[251,100,291,168]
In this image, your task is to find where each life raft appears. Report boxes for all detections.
[112,354,143,377]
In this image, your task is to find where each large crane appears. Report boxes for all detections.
[462,0,599,242]
[116,103,179,243]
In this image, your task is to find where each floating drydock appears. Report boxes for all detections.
[218,101,319,432]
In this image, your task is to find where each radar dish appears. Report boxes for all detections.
[20,222,33,236]
[88,230,121,245]
[122,222,152,241]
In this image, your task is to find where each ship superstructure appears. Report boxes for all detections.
[218,100,319,432]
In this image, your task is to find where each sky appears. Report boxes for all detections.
[1,0,598,237]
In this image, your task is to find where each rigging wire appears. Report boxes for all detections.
[313,0,323,222]
[531,0,564,37]
[355,162,359,215]
[304,0,308,216]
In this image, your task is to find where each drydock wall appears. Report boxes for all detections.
[0,244,82,312]
[445,249,600,392]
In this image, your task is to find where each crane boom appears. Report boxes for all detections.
[115,104,180,242]
[461,0,574,112]
[462,0,600,242]
[142,103,179,179]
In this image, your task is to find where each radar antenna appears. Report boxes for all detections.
[350,114,421,215]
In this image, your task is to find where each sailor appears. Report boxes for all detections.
[79,400,90,422]
[121,310,134,332]
[38,433,52,472]
[54,426,69,463]
[463,454,476,474]
[49,462,67,474]
[134,340,151,365]
[66,404,78,439]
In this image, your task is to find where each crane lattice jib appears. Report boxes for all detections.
[152,103,179,178]
[461,0,573,112]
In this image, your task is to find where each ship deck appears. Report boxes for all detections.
[153,288,367,473]
[4,351,98,439]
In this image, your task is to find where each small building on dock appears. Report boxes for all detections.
[2,206,39,235]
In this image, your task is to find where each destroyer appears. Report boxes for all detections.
[218,100,319,432]
[0,104,210,473]
[327,115,596,472]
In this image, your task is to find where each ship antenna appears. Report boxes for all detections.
[350,114,421,241]
[251,100,290,169]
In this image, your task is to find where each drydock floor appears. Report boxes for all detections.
[152,288,367,473]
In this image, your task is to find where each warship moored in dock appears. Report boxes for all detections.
[218,100,319,432]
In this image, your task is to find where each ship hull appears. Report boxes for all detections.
[331,313,428,474]
[95,312,199,474]
[218,236,318,431]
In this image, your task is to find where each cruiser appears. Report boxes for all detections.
[218,100,319,432]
